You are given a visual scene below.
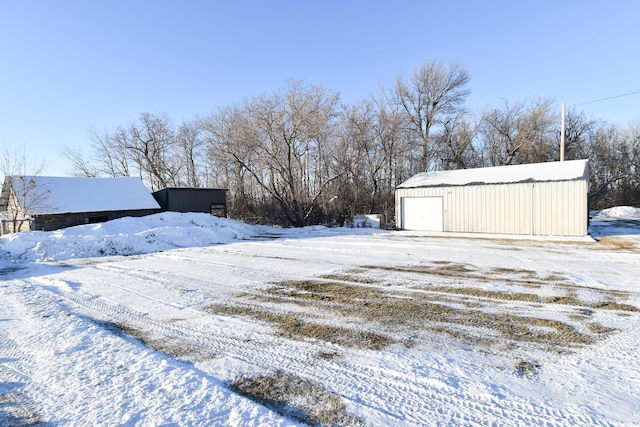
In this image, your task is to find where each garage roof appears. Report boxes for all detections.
[3,176,160,215]
[398,159,589,189]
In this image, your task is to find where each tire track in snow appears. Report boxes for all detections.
[0,335,40,426]
[0,285,56,425]
[35,272,455,425]
[37,262,606,427]
[48,233,636,426]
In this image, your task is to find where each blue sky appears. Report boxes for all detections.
[1,0,639,176]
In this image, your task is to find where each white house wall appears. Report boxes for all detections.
[396,180,588,236]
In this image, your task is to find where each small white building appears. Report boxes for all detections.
[395,160,589,237]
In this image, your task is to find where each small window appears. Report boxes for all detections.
[210,204,226,217]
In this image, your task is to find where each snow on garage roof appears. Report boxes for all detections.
[6,176,160,215]
[397,159,589,189]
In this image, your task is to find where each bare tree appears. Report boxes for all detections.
[0,145,48,233]
[177,119,205,187]
[65,114,191,191]
[479,98,556,166]
[555,109,600,161]
[435,113,480,170]
[394,60,471,172]
[62,127,132,178]
[60,144,99,177]
[202,105,259,219]
[203,81,343,226]
[585,122,640,208]
[124,113,181,190]
[334,96,413,224]
[336,100,380,219]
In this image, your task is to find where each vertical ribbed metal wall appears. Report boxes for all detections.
[395,179,588,237]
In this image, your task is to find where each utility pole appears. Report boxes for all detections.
[560,103,566,161]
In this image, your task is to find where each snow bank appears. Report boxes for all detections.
[0,213,378,263]
[0,212,277,262]
[592,206,640,220]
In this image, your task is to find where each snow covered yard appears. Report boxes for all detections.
[1,209,639,426]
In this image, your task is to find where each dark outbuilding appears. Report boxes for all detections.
[152,187,227,217]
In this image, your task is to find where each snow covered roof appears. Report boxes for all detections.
[397,159,589,189]
[4,176,161,215]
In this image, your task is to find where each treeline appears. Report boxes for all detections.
[65,60,640,226]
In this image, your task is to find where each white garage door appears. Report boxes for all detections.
[402,197,443,231]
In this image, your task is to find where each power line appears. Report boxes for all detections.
[571,90,640,107]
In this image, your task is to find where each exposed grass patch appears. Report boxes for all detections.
[544,292,583,306]
[426,286,540,303]
[113,322,216,361]
[280,317,392,350]
[231,370,365,426]
[205,304,392,350]
[269,280,373,303]
[541,274,567,282]
[513,360,541,378]
[588,323,618,334]
[550,283,632,302]
[361,263,480,280]
[363,263,571,289]
[491,267,536,275]
[602,290,633,300]
[320,272,377,284]
[259,280,594,352]
[113,257,632,367]
[317,350,342,361]
[596,236,637,251]
[591,302,639,312]
[429,325,498,347]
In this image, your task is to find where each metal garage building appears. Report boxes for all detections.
[395,159,589,237]
[152,187,227,217]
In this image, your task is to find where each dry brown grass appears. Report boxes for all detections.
[595,236,637,251]
[362,263,573,289]
[208,277,599,353]
[320,272,378,284]
[231,370,364,426]
[75,251,638,426]
[543,290,583,306]
[205,303,392,351]
[588,323,618,334]
[491,267,536,275]
[108,258,634,388]
[513,360,541,378]
[109,258,636,363]
[591,301,639,312]
[114,322,217,361]
[426,286,540,302]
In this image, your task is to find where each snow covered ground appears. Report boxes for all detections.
[1,208,639,426]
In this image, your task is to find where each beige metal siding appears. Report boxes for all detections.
[532,180,588,236]
[396,179,588,236]
[444,183,533,234]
